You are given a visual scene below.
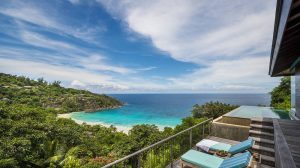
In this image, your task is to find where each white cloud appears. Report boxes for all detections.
[97,0,279,92]
[20,30,78,51]
[78,55,135,74]
[71,80,86,87]
[99,0,276,64]
[0,44,134,75]
[0,58,129,92]
[0,58,110,83]
[0,0,280,93]
[0,53,279,93]
[0,1,104,43]
[70,81,130,92]
[137,66,157,71]
[68,0,81,5]
[0,27,135,75]
[0,0,136,76]
[0,57,161,93]
[0,5,58,29]
[222,85,261,90]
[167,56,279,93]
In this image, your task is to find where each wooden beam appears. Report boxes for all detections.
[269,0,293,76]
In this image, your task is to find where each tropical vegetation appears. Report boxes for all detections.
[0,73,237,167]
[192,101,238,119]
[270,76,291,110]
[0,73,122,113]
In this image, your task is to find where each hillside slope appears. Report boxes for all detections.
[0,73,122,113]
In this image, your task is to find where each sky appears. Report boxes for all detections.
[0,0,280,93]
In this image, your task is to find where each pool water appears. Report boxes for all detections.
[224,106,290,119]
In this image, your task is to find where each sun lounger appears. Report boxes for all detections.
[181,149,252,168]
[196,138,254,155]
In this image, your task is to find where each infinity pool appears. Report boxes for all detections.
[224,106,290,119]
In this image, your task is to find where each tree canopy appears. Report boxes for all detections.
[192,101,238,119]
[270,77,291,110]
[0,73,123,113]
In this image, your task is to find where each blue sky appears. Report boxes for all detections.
[0,0,280,93]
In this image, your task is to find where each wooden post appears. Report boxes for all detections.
[170,139,173,168]
[137,154,140,168]
[202,124,205,138]
[189,130,192,149]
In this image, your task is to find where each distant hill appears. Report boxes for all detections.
[0,73,122,113]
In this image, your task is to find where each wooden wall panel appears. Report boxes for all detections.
[295,65,300,118]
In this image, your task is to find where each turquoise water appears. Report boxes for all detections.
[70,94,271,128]
[225,106,290,119]
[71,105,180,128]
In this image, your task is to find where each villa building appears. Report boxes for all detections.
[269,0,300,120]
[267,0,300,167]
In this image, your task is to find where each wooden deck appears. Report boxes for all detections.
[274,119,300,168]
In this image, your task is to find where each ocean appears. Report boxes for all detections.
[69,94,270,130]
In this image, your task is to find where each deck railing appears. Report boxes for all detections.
[102,118,213,168]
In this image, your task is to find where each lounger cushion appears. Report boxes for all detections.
[197,138,254,154]
[181,150,223,168]
[228,138,253,154]
[196,139,219,152]
[219,151,251,168]
[210,142,231,152]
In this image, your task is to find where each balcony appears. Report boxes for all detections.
[102,107,300,168]
[102,118,213,168]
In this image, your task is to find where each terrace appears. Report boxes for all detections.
[102,0,300,167]
[102,108,299,168]
[102,118,213,168]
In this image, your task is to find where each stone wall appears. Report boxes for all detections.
[211,116,250,141]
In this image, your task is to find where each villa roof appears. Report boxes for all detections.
[269,0,300,77]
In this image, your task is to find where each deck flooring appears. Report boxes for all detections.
[275,119,300,168]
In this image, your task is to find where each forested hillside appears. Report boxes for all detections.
[0,73,122,113]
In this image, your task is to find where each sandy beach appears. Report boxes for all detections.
[57,113,132,133]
